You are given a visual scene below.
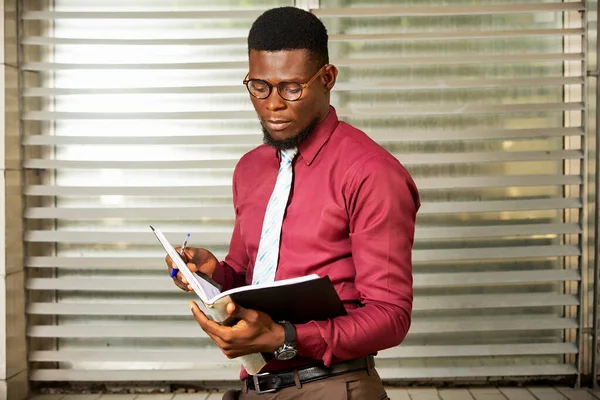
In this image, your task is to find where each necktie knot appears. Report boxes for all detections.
[280,148,298,166]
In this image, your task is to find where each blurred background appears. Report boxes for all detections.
[2,0,599,397]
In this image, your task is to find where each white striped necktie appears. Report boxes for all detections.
[252,148,298,285]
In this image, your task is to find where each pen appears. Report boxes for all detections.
[170,233,190,278]
[180,233,190,256]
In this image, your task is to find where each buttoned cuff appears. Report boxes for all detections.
[294,322,329,364]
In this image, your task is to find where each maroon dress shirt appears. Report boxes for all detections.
[211,106,420,379]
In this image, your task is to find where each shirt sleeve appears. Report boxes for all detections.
[294,155,420,366]
[211,163,249,292]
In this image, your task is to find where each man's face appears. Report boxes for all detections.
[247,49,336,148]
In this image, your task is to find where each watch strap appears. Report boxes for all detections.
[280,321,296,344]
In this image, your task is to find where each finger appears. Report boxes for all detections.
[175,247,190,262]
[187,262,199,273]
[175,271,188,285]
[168,268,186,289]
[166,254,181,270]
[189,301,227,337]
[226,302,236,316]
[189,301,214,331]
[228,302,250,320]
[228,303,260,326]
[182,248,195,263]
[187,284,194,292]
[188,301,219,331]
[173,279,189,292]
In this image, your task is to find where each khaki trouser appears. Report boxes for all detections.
[222,368,389,400]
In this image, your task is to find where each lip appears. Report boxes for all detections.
[264,120,292,131]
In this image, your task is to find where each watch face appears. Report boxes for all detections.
[276,348,297,361]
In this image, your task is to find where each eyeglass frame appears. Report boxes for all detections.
[242,64,330,102]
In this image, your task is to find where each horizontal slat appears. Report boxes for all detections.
[24,223,581,244]
[22,198,583,220]
[24,230,231,245]
[22,150,583,171]
[21,53,584,71]
[29,343,578,363]
[28,364,578,381]
[26,316,578,338]
[21,103,585,121]
[26,294,579,316]
[313,3,585,17]
[379,343,579,358]
[376,364,578,379]
[22,175,584,197]
[414,245,581,262]
[24,245,581,269]
[23,159,239,169]
[21,127,585,146]
[25,270,580,292]
[419,198,582,214]
[22,134,263,145]
[29,367,240,382]
[22,3,585,20]
[21,28,585,46]
[21,77,584,97]
[415,293,578,310]
[389,269,579,287]
[29,364,578,381]
[415,175,583,189]
[25,184,232,197]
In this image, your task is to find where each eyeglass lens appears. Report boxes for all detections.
[247,80,303,101]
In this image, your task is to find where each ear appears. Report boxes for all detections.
[322,64,338,92]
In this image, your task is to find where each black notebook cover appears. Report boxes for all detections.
[228,276,347,324]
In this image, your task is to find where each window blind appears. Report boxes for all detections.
[21,0,589,384]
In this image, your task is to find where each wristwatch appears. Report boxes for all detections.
[274,321,297,361]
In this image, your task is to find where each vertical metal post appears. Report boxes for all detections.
[574,3,589,387]
[591,0,600,388]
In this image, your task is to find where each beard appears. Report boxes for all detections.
[261,118,319,151]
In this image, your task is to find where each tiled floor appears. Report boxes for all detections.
[28,387,600,400]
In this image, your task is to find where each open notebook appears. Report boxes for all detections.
[150,225,346,374]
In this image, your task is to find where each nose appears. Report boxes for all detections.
[265,86,287,112]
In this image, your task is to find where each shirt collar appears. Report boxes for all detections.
[297,106,339,166]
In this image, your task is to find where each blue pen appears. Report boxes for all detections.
[171,233,190,278]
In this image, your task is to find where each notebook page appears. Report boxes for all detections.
[213,273,320,303]
[150,226,221,303]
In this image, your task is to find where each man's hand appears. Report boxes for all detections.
[165,247,219,292]
[189,301,285,359]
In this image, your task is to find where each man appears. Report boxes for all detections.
[166,6,420,399]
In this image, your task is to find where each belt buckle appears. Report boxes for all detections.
[252,372,277,394]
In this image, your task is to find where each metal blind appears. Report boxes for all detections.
[21,0,588,384]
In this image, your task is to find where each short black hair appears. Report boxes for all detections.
[248,6,329,67]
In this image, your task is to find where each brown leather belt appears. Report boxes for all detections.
[246,355,375,394]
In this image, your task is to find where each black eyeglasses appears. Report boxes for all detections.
[243,64,329,102]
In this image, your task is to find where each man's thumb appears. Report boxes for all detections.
[226,302,247,318]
